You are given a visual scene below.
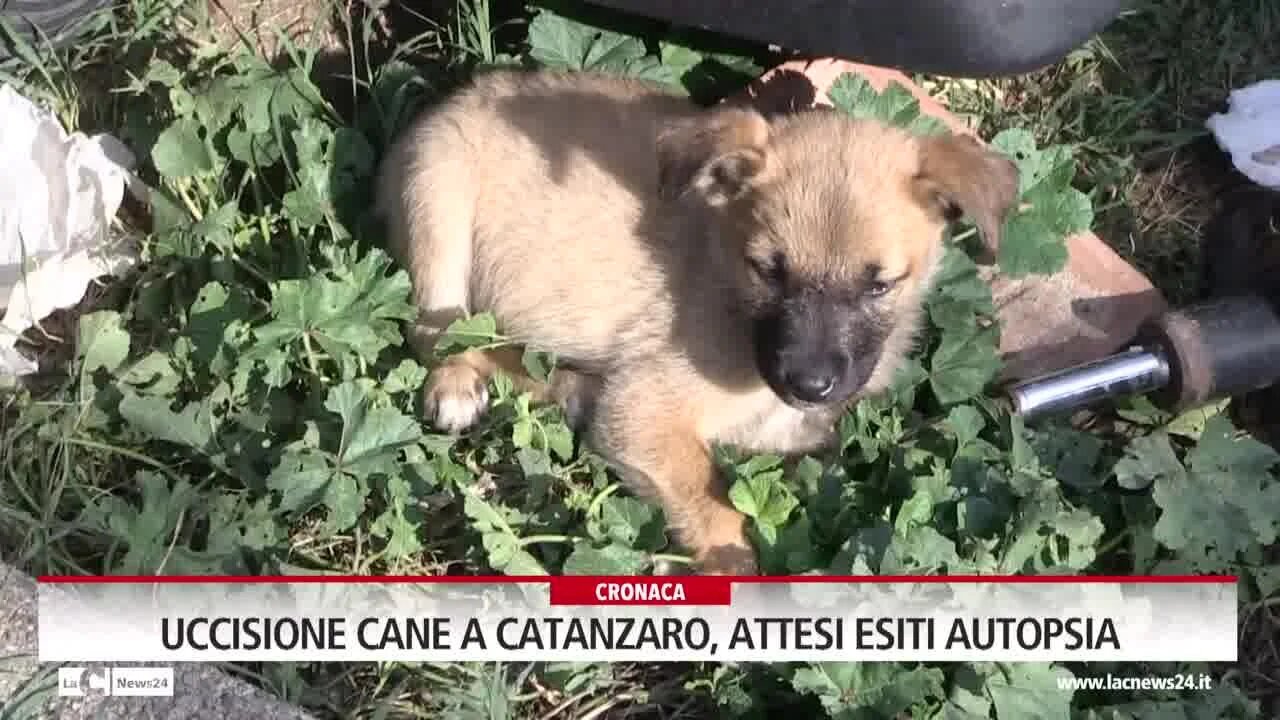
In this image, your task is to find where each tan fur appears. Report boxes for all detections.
[376,69,1018,574]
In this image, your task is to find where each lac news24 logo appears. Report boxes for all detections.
[57,667,111,697]
[57,667,174,697]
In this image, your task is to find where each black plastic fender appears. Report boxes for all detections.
[0,0,115,58]
[582,0,1132,77]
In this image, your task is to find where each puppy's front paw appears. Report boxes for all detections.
[425,363,489,433]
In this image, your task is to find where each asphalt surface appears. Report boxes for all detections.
[0,561,318,720]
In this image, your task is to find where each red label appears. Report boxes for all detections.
[549,577,733,605]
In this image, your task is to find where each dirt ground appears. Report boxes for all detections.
[206,0,345,57]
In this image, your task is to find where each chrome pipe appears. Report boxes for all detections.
[1006,347,1172,421]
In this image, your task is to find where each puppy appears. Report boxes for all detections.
[376,69,1019,575]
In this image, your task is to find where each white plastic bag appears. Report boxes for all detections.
[1207,79,1280,191]
[0,83,138,377]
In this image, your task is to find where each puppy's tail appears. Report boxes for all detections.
[376,116,479,355]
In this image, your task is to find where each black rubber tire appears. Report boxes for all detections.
[0,0,116,58]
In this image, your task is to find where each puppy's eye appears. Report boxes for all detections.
[748,251,786,281]
[865,280,892,297]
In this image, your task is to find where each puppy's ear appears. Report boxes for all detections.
[657,107,773,207]
[913,133,1020,251]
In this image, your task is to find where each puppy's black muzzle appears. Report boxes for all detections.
[755,288,886,408]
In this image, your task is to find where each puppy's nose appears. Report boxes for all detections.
[785,370,837,403]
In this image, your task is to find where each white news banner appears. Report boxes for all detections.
[37,575,1238,663]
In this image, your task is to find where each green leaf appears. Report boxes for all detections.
[1006,412,1040,477]
[927,246,996,340]
[758,510,817,574]
[895,489,935,535]
[521,348,556,383]
[989,129,1088,278]
[792,662,945,717]
[1115,395,1173,427]
[932,246,995,308]
[249,249,416,372]
[986,663,1074,720]
[943,664,996,719]
[240,66,319,132]
[944,405,986,453]
[598,496,660,548]
[190,203,241,253]
[434,313,503,357]
[200,495,281,563]
[936,704,993,720]
[187,281,252,374]
[543,420,575,463]
[463,491,512,534]
[656,38,761,100]
[997,192,1083,277]
[463,493,549,576]
[1189,414,1280,476]
[951,457,1016,536]
[1165,400,1231,439]
[266,382,420,532]
[371,474,424,560]
[729,466,799,528]
[1000,483,1104,572]
[512,418,534,449]
[226,123,282,166]
[527,10,606,69]
[258,347,292,389]
[268,447,367,533]
[526,10,669,83]
[324,380,423,478]
[1114,431,1185,490]
[827,73,947,135]
[563,542,649,575]
[991,130,1074,195]
[77,311,131,376]
[481,533,536,575]
[237,77,277,135]
[1030,426,1105,490]
[151,117,215,178]
[384,359,427,394]
[81,472,198,574]
[118,393,218,453]
[740,453,784,477]
[119,351,181,397]
[656,41,703,78]
[930,325,1001,405]
[1152,413,1280,564]
[885,525,966,573]
[281,118,334,227]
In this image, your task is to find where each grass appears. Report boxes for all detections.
[2,0,1280,718]
[932,0,1280,305]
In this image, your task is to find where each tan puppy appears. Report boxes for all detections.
[376,69,1019,575]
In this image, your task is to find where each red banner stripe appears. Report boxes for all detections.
[36,574,1238,584]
